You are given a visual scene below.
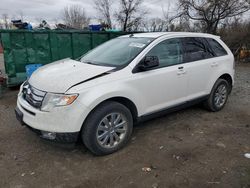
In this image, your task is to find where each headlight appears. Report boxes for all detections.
[41,93,78,111]
[18,80,28,96]
[18,84,24,96]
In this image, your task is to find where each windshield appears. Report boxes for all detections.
[81,37,154,67]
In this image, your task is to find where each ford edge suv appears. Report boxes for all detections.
[15,32,235,155]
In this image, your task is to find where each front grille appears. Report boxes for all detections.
[22,82,46,109]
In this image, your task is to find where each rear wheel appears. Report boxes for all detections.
[204,79,230,112]
[82,101,133,155]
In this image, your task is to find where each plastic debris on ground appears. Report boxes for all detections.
[244,153,250,159]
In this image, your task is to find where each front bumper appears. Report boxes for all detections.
[15,106,79,143]
[16,91,91,143]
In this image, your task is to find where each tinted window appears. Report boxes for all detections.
[206,38,227,57]
[182,37,213,63]
[146,38,183,68]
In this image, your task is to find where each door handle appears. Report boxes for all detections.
[177,67,186,75]
[211,62,218,67]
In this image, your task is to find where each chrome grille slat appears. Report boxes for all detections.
[30,87,46,97]
[22,83,46,109]
[30,92,44,98]
[29,93,44,101]
[26,95,42,107]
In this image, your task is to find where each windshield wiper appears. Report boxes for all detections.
[82,61,116,67]
[82,59,119,68]
[82,61,98,65]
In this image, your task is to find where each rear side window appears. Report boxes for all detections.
[182,37,213,63]
[206,38,228,57]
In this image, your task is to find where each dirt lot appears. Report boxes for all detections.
[0,63,250,188]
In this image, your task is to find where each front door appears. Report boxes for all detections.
[130,38,188,115]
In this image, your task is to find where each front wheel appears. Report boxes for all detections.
[204,79,230,112]
[82,101,133,155]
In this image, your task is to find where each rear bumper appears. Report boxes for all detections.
[15,106,79,143]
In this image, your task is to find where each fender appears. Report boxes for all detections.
[73,78,149,120]
[206,69,234,94]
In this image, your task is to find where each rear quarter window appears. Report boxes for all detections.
[206,38,228,57]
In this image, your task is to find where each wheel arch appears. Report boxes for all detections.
[83,96,139,125]
[104,97,138,122]
[218,73,233,93]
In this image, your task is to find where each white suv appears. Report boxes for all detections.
[15,32,234,155]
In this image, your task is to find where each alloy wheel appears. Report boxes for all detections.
[96,113,128,149]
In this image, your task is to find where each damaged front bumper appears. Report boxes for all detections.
[15,106,79,143]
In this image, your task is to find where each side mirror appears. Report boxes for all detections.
[137,56,159,71]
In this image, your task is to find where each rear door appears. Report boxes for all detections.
[206,37,230,78]
[181,37,215,100]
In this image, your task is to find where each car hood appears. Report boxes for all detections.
[28,58,114,93]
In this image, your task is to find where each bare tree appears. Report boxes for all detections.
[62,5,90,29]
[162,2,177,31]
[143,18,166,32]
[115,0,147,31]
[141,3,178,32]
[219,17,250,54]
[93,0,113,29]
[176,0,250,34]
[2,14,10,29]
[175,15,191,32]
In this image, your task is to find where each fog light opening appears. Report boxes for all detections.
[41,131,56,140]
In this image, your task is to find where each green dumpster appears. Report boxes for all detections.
[0,30,130,86]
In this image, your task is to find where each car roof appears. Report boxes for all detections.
[120,32,219,39]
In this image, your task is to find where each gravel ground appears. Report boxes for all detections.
[0,63,250,188]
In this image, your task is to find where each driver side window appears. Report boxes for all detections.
[146,38,183,68]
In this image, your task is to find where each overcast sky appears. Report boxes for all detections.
[0,0,175,25]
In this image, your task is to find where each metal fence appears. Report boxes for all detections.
[0,30,130,86]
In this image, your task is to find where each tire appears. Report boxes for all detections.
[204,79,230,112]
[82,101,133,156]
